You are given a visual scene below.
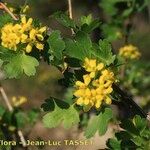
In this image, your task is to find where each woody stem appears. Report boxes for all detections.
[0,2,18,20]
[0,84,27,147]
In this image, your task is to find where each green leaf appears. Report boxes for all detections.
[0,14,13,28]
[43,104,63,128]
[65,32,92,60]
[58,71,74,87]
[3,111,13,124]
[84,107,113,138]
[133,115,147,134]
[75,31,92,50]
[122,7,133,17]
[100,0,119,16]
[102,24,121,41]
[80,14,93,25]
[121,119,139,135]
[64,87,74,105]
[63,105,80,129]
[107,138,121,150]
[80,15,101,33]
[92,39,116,65]
[108,115,150,150]
[98,107,113,135]
[41,97,70,112]
[131,136,143,147]
[0,59,3,67]
[2,53,39,78]
[84,115,100,138]
[28,109,40,124]
[0,106,5,117]
[15,112,28,128]
[52,11,76,29]
[81,20,100,33]
[116,131,132,141]
[43,103,79,129]
[47,30,65,60]
[41,99,55,112]
[140,129,150,139]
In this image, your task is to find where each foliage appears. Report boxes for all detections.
[85,107,113,138]
[0,105,40,131]
[107,115,150,150]
[0,0,149,149]
[42,98,79,129]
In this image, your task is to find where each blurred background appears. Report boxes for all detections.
[0,0,150,149]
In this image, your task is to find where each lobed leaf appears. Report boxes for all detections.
[41,97,70,112]
[47,30,65,60]
[92,39,116,65]
[0,14,13,28]
[43,103,79,129]
[1,52,39,79]
[52,11,76,29]
[65,32,92,60]
[84,107,113,138]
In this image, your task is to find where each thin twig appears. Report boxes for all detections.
[0,86,13,111]
[0,2,18,20]
[68,0,73,19]
[67,0,74,34]
[0,85,27,147]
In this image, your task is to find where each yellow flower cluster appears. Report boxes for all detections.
[22,5,30,13]
[119,44,141,60]
[74,58,115,109]
[1,16,46,53]
[12,96,27,107]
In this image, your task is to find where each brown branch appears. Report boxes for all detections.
[0,2,18,20]
[113,84,148,119]
[67,0,74,34]
[68,0,73,19]
[0,85,27,147]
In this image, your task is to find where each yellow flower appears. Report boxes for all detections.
[39,27,47,33]
[77,97,84,105]
[89,72,96,78]
[1,23,21,50]
[74,58,115,110]
[95,95,103,101]
[12,96,27,107]
[83,58,97,72]
[21,34,28,43]
[95,101,102,109]
[1,16,47,53]
[83,57,105,74]
[92,79,99,87]
[26,44,32,53]
[75,81,86,88]
[29,28,37,40]
[74,89,85,97]
[91,89,96,96]
[104,87,113,94]
[105,96,112,105]
[84,98,90,105]
[83,74,91,85]
[104,80,113,88]
[85,88,91,97]
[21,16,33,32]
[96,87,104,94]
[22,5,30,13]
[97,63,104,70]
[35,43,44,50]
[119,44,141,60]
